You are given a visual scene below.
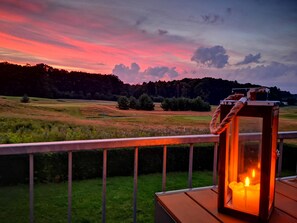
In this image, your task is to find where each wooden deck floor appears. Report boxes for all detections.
[155,177,297,223]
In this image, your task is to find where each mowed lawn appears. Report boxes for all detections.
[0,171,213,223]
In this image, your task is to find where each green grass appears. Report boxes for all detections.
[0,171,213,223]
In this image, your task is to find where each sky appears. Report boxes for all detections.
[0,0,297,93]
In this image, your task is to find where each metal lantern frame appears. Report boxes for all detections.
[217,100,279,222]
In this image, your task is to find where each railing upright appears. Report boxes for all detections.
[188,144,194,188]
[68,151,72,223]
[277,139,284,177]
[29,154,34,223]
[102,149,107,223]
[133,147,138,223]
[213,142,218,185]
[162,145,167,192]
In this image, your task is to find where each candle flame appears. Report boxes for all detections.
[252,169,256,178]
[245,177,250,187]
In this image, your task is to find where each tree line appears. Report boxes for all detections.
[0,62,295,105]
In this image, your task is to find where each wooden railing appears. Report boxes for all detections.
[0,131,297,223]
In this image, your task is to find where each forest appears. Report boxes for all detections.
[0,62,295,105]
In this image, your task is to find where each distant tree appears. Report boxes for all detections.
[161,96,210,111]
[161,98,170,111]
[129,96,139,109]
[177,97,188,111]
[20,94,30,103]
[138,94,155,110]
[190,96,211,111]
[170,97,178,111]
[117,96,130,110]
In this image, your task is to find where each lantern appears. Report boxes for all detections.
[211,90,279,222]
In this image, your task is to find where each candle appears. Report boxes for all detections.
[245,181,260,214]
[229,181,245,210]
[252,169,256,178]
[229,175,260,214]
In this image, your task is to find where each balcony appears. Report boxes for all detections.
[0,131,296,223]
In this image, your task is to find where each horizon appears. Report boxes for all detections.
[2,60,295,95]
[0,0,296,93]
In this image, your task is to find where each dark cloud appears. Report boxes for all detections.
[201,14,224,24]
[229,62,297,93]
[158,29,168,36]
[135,16,147,26]
[113,63,140,76]
[226,8,232,15]
[191,45,229,68]
[112,63,179,83]
[144,66,178,78]
[236,53,261,65]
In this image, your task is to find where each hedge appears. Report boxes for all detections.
[0,143,295,185]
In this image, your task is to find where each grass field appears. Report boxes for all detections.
[0,96,297,143]
[0,96,296,222]
[0,171,213,223]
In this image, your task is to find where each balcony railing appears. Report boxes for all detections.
[0,131,297,223]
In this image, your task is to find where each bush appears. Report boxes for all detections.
[129,96,139,109]
[138,94,155,110]
[20,94,30,103]
[161,96,211,111]
[117,96,129,110]
[190,96,211,111]
[161,98,170,111]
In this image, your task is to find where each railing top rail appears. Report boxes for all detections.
[0,131,296,156]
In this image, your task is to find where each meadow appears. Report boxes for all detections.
[0,96,296,222]
[1,96,297,143]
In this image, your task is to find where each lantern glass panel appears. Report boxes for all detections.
[226,116,262,215]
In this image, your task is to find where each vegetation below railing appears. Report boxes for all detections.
[0,171,213,223]
[1,143,296,186]
[0,145,215,185]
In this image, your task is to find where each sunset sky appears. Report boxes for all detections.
[1,0,297,93]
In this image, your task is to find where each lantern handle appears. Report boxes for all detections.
[209,94,247,134]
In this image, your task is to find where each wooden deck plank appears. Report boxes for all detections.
[276,181,297,201]
[280,178,297,189]
[157,193,220,223]
[187,190,248,223]
[155,179,297,223]
[269,208,297,223]
[275,192,297,220]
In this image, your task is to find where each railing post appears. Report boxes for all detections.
[162,145,167,192]
[213,142,218,185]
[68,151,72,223]
[277,139,284,177]
[29,154,34,223]
[133,147,138,223]
[102,149,107,223]
[188,144,194,189]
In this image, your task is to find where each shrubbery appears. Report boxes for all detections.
[161,97,211,111]
[138,94,155,110]
[117,94,155,111]
[20,94,30,103]
[117,96,130,110]
[0,145,214,185]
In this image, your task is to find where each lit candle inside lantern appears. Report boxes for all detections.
[229,172,260,214]
[229,181,245,210]
[245,181,260,214]
[245,176,250,186]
